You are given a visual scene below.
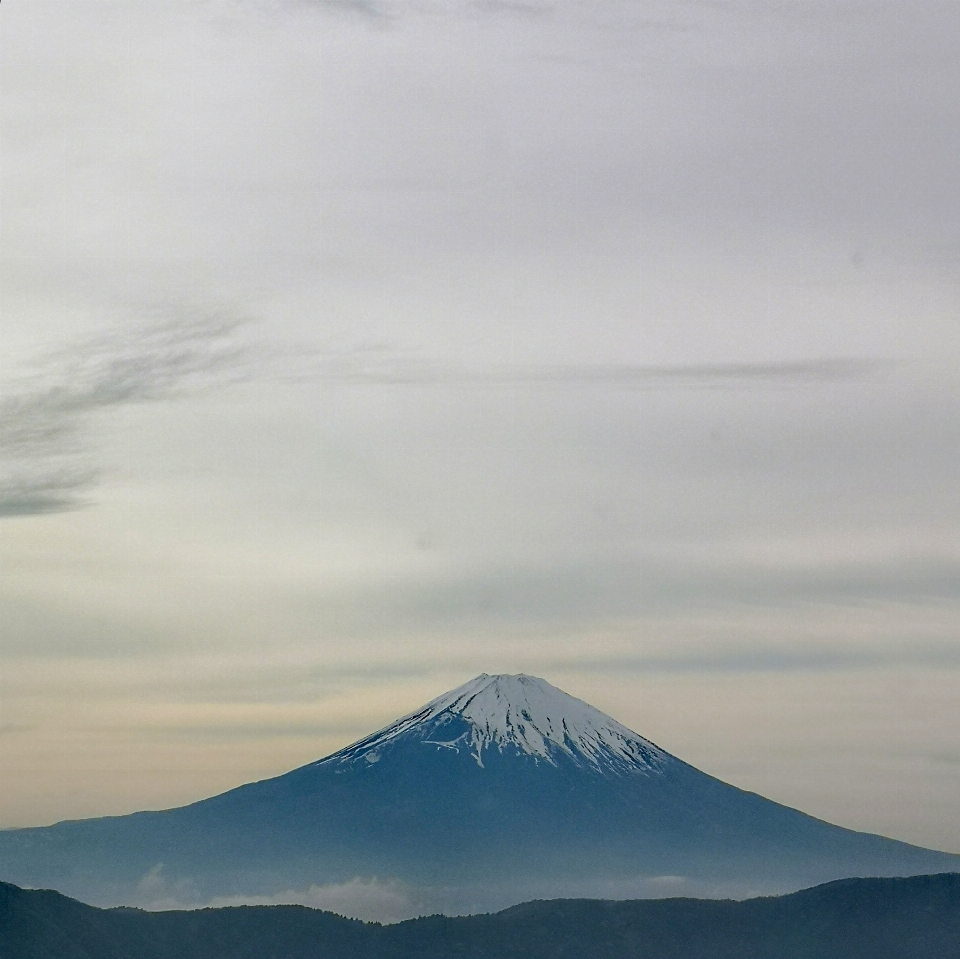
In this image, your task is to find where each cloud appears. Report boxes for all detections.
[313,349,892,388]
[289,549,960,636]
[207,877,417,923]
[0,469,99,518]
[168,873,766,921]
[134,862,202,910]
[131,863,423,922]
[306,0,390,20]
[0,312,263,517]
[556,643,960,677]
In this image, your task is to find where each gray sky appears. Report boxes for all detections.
[2,0,959,855]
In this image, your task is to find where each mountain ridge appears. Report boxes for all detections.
[3,874,960,959]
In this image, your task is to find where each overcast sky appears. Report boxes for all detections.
[2,0,959,857]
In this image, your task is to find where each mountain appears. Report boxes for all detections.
[4,874,960,959]
[1,673,957,918]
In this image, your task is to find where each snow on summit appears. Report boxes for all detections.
[325,673,668,774]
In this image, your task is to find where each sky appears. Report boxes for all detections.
[1,0,959,857]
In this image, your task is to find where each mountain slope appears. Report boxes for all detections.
[0,674,957,916]
[3,874,960,959]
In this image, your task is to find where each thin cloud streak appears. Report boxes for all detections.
[554,645,960,676]
[286,553,960,635]
[314,352,893,387]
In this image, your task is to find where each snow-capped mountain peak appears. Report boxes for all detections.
[324,673,668,774]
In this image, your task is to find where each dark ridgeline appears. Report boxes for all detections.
[2,874,960,959]
[1,675,957,913]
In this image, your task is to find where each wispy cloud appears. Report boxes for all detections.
[315,350,892,388]
[0,469,99,518]
[0,312,259,517]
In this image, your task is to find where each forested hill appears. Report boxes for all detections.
[2,873,959,959]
